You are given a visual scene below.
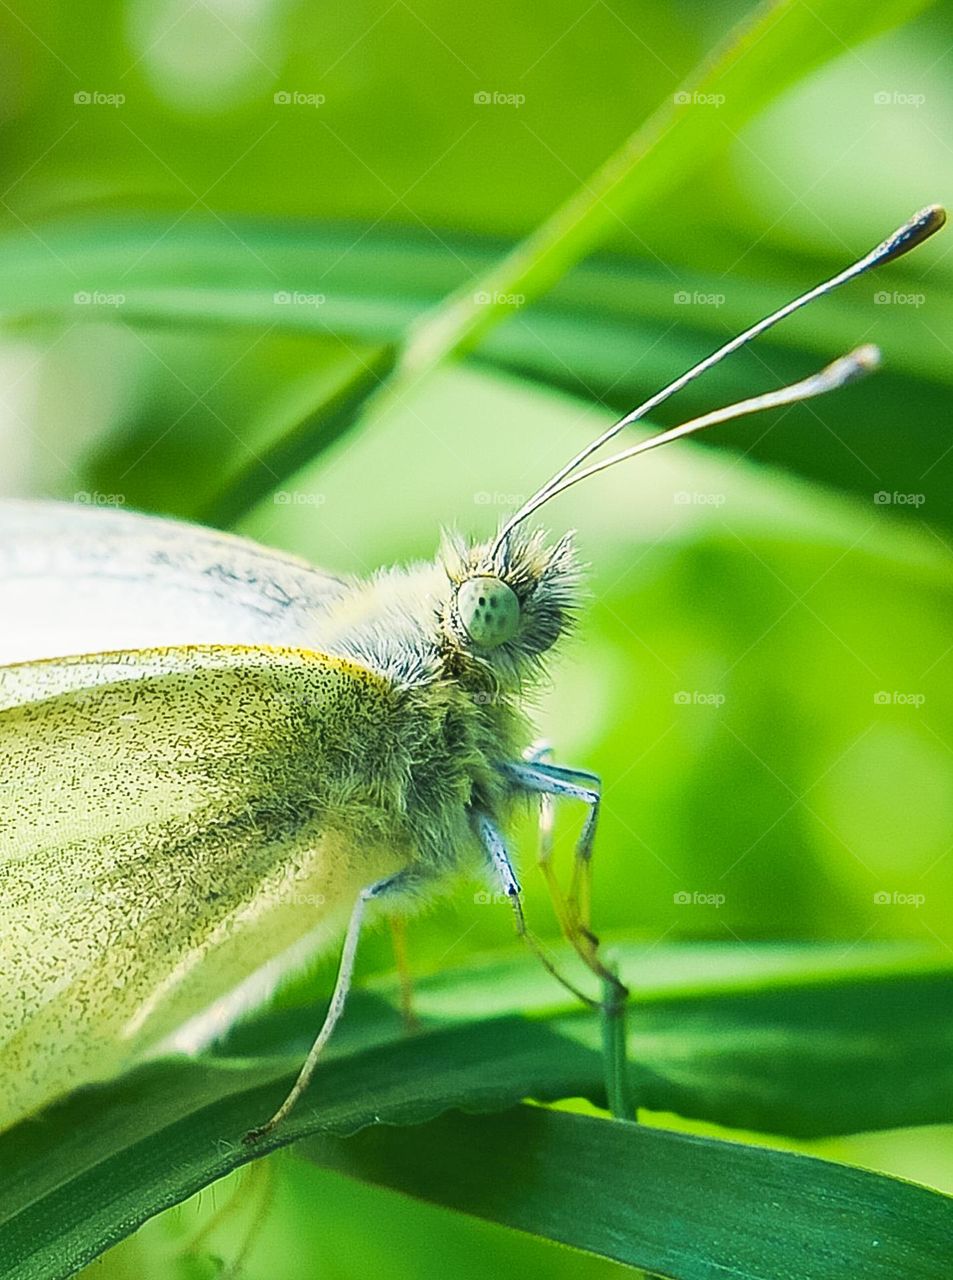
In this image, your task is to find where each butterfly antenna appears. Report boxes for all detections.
[502,345,880,524]
[494,204,945,554]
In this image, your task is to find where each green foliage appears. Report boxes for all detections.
[2,945,952,1278]
[1,0,951,1274]
[306,1107,953,1280]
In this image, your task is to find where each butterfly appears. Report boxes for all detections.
[0,204,942,1142]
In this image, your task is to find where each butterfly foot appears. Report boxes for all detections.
[242,1120,277,1147]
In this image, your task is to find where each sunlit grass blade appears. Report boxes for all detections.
[0,0,936,525]
[398,0,938,377]
[200,341,397,527]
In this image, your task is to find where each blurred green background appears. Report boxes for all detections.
[1,0,951,1275]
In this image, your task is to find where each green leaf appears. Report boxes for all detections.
[5,223,950,526]
[199,340,398,527]
[0,1018,599,1280]
[1,220,948,387]
[0,944,951,1278]
[399,0,940,374]
[303,1104,953,1280]
[362,939,953,1138]
[0,0,941,526]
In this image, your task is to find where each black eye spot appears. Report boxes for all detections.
[489,597,498,608]
[478,596,486,606]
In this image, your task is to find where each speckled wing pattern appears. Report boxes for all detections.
[0,503,405,1131]
[0,500,353,665]
[0,643,410,1132]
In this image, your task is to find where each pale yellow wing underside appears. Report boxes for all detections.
[0,644,408,1131]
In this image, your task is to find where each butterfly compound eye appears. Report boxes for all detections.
[457,576,520,650]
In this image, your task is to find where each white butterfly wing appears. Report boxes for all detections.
[0,643,407,1131]
[0,501,351,664]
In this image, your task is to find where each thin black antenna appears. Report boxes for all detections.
[493,204,945,554]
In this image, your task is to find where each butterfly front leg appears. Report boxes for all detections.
[503,754,626,1003]
[473,809,596,1008]
[519,742,590,949]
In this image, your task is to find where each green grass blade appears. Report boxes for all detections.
[399,0,938,377]
[199,341,397,527]
[303,1105,953,1280]
[0,0,934,523]
[0,1019,599,1280]
[0,944,950,1277]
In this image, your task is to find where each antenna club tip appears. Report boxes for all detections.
[912,204,947,240]
[923,203,947,230]
[824,344,881,387]
[852,342,881,372]
[878,204,947,264]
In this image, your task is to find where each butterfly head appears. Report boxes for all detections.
[440,528,581,684]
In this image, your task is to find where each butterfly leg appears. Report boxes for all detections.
[521,743,575,945]
[244,864,424,1144]
[389,915,419,1032]
[503,759,625,1000]
[474,809,597,1007]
